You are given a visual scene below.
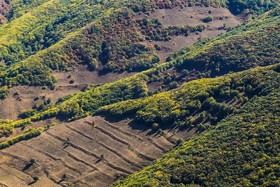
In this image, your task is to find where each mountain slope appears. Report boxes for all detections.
[0,5,279,144]
[0,1,279,186]
[0,0,279,90]
[113,66,280,187]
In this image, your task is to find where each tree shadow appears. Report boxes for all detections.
[28,181,37,185]
[99,113,199,141]
[22,163,33,171]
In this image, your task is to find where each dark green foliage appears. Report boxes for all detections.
[165,8,280,80]
[3,5,277,136]
[1,62,56,88]
[0,0,279,159]
[181,27,279,76]
[128,0,279,16]
[57,76,149,120]
[18,109,36,119]
[168,81,179,89]
[32,176,39,182]
[227,0,279,15]
[0,86,9,99]
[5,0,49,20]
[30,158,36,164]
[0,0,118,66]
[202,16,213,23]
[0,0,278,90]
[75,10,160,73]
[0,6,160,88]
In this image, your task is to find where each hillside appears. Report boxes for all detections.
[0,7,278,140]
[0,0,278,89]
[0,0,254,120]
[113,66,280,187]
[0,0,279,186]
[0,65,279,186]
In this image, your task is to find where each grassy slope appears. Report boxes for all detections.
[113,66,280,187]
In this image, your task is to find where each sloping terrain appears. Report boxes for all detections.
[0,0,279,161]
[0,65,279,187]
[0,0,251,120]
[0,0,10,23]
[114,67,280,187]
[0,0,279,186]
[0,115,190,186]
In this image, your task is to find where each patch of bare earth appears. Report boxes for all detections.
[0,115,196,186]
[0,64,133,120]
[142,6,246,61]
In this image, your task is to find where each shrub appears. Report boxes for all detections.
[168,81,179,89]
[18,110,36,119]
[202,16,213,23]
[152,123,159,129]
[30,158,36,164]
[88,58,99,71]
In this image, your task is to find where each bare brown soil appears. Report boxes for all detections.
[0,115,196,186]
[143,6,246,62]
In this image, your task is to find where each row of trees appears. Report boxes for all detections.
[99,68,273,131]
[137,17,205,42]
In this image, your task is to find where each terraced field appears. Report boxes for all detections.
[0,116,193,186]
